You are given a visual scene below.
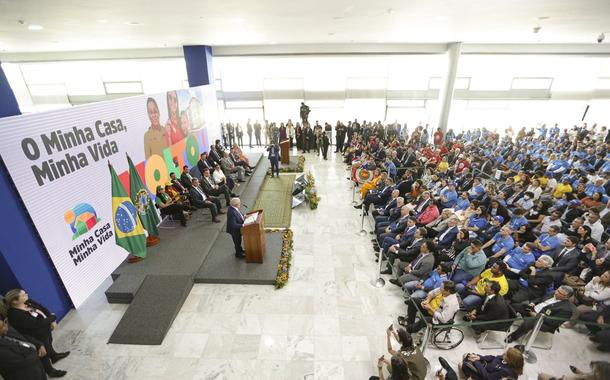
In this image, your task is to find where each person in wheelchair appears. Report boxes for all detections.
[398,280,460,335]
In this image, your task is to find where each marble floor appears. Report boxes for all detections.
[52,147,608,380]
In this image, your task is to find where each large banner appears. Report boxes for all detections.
[0,85,218,307]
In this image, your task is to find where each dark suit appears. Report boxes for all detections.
[227,206,245,255]
[397,252,435,284]
[180,172,194,189]
[472,295,510,333]
[386,238,424,268]
[197,158,213,176]
[376,215,409,242]
[363,185,393,211]
[189,186,219,218]
[267,144,280,176]
[509,298,574,341]
[0,327,46,380]
[549,247,580,287]
[201,176,231,206]
[510,267,554,304]
[436,226,459,249]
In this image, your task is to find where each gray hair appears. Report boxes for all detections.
[558,285,574,297]
[396,197,405,204]
[230,197,241,207]
[538,254,554,268]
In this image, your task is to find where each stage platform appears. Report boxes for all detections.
[104,152,291,345]
[194,231,283,285]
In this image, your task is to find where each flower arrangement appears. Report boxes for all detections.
[268,155,306,174]
[304,171,320,209]
[270,228,293,289]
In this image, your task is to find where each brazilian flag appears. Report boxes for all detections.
[109,163,147,258]
[127,155,160,238]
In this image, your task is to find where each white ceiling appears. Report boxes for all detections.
[1,0,610,52]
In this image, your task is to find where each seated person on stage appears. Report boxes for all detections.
[220,151,246,182]
[548,235,581,288]
[164,183,191,211]
[433,217,460,250]
[403,262,451,301]
[508,254,555,305]
[451,239,487,284]
[0,317,49,379]
[383,227,426,271]
[188,178,222,223]
[503,242,536,279]
[456,262,509,310]
[481,226,514,261]
[197,152,214,174]
[230,145,255,170]
[155,185,188,227]
[398,280,460,334]
[200,168,232,207]
[3,289,70,377]
[390,239,436,287]
[179,165,195,189]
[506,285,574,343]
[463,281,510,338]
[213,163,236,191]
[169,172,189,195]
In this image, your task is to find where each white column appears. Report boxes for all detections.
[438,42,462,133]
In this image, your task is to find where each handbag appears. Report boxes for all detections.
[563,274,586,289]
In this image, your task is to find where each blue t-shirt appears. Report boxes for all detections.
[505,247,536,272]
[468,215,488,230]
[492,233,515,254]
[509,216,529,231]
[455,198,470,211]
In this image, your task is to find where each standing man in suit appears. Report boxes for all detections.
[267,143,280,178]
[506,286,574,343]
[189,178,222,223]
[227,198,245,258]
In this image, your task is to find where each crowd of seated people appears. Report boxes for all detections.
[154,140,255,226]
[0,289,70,378]
[343,122,610,378]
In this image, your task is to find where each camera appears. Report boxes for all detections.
[598,33,605,43]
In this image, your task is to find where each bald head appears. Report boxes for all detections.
[230,197,241,208]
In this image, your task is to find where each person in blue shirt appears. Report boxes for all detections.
[547,153,570,175]
[384,158,397,179]
[403,262,451,300]
[468,178,486,200]
[440,182,458,208]
[532,225,561,258]
[513,191,535,211]
[503,242,536,279]
[509,208,529,232]
[455,192,471,212]
[481,226,515,260]
[465,206,488,237]
[585,178,606,197]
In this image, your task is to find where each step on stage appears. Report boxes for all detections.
[105,152,294,345]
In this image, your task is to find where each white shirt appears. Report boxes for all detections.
[538,216,562,234]
[534,297,560,313]
[194,186,207,200]
[213,169,226,185]
[584,220,604,242]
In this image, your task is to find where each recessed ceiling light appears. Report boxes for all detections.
[27,24,43,31]
[333,16,345,20]
[537,16,550,20]
[328,32,335,36]
[124,21,142,26]
[96,19,108,23]
[232,17,244,24]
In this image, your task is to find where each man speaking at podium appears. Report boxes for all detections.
[227,197,246,258]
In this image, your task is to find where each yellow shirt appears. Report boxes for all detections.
[475,269,509,296]
[538,176,549,188]
[437,161,449,173]
[553,183,573,199]
[428,292,444,315]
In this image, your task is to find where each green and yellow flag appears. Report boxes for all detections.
[127,154,160,238]
[109,163,147,258]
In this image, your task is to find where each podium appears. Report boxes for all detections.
[280,140,290,165]
[241,209,266,263]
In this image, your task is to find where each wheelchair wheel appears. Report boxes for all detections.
[432,327,464,350]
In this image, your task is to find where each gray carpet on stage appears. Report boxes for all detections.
[108,275,192,345]
[194,231,283,285]
[104,152,284,345]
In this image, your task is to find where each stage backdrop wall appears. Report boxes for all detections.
[0,85,219,307]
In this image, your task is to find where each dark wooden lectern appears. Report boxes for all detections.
[241,209,265,263]
[280,140,290,165]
